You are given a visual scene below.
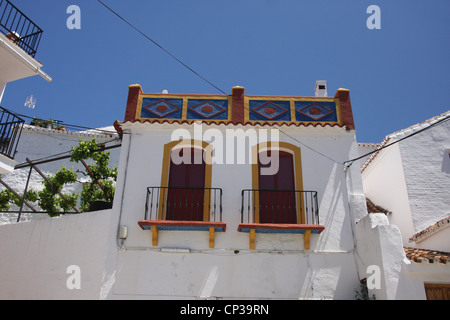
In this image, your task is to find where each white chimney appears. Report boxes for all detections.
[314,80,327,97]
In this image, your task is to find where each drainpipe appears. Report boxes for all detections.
[115,130,132,250]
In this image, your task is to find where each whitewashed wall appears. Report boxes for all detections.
[361,113,450,250]
[0,125,121,299]
[0,209,111,299]
[413,228,450,252]
[354,213,407,300]
[361,143,415,244]
[360,112,450,300]
[394,116,450,235]
[101,122,366,299]
[396,261,450,299]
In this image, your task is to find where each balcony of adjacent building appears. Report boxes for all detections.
[0,0,43,58]
[0,106,24,173]
[0,0,51,101]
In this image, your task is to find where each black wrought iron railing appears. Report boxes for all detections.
[145,187,223,222]
[241,189,319,225]
[0,106,24,159]
[0,0,43,57]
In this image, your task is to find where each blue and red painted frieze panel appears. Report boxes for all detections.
[141,98,183,119]
[123,85,354,130]
[247,99,338,123]
[138,96,230,121]
[294,101,337,122]
[187,99,229,120]
[138,96,339,124]
[248,100,291,121]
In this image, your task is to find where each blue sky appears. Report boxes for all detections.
[2,0,449,143]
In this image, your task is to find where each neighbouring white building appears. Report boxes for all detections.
[0,0,51,174]
[0,1,51,104]
[0,0,122,225]
[0,123,121,224]
[361,111,450,300]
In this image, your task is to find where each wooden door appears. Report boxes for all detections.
[425,283,450,300]
[258,150,297,224]
[166,148,205,221]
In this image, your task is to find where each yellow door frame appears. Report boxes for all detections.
[251,141,305,224]
[159,139,213,221]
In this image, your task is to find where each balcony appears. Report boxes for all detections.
[0,106,24,159]
[238,189,324,249]
[138,187,226,248]
[0,0,43,58]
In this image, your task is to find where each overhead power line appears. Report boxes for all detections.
[344,112,450,168]
[13,111,118,135]
[96,1,449,168]
[96,1,345,165]
[96,0,227,95]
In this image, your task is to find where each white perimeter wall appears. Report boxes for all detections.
[0,209,111,299]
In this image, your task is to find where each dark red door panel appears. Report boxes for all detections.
[166,148,205,221]
[258,151,296,224]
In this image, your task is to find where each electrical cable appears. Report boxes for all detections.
[95,2,449,168]
[14,137,121,169]
[12,111,119,135]
[96,0,227,96]
[95,1,344,166]
[344,112,450,168]
[272,124,344,165]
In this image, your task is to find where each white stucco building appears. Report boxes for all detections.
[361,111,450,300]
[0,3,51,104]
[98,82,374,300]
[0,0,51,175]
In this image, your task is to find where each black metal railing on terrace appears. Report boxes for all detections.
[241,189,319,225]
[0,106,24,159]
[0,0,43,57]
[145,187,223,222]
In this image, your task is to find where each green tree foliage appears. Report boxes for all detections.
[0,139,117,216]
[0,189,38,211]
[37,167,78,217]
[70,139,117,212]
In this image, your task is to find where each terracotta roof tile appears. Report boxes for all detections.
[404,247,450,264]
[366,198,391,215]
[114,118,346,130]
[409,216,450,243]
